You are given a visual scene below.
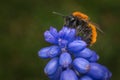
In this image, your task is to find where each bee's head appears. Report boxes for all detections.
[64,15,76,27]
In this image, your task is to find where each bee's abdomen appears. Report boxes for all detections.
[88,23,97,45]
[76,23,97,46]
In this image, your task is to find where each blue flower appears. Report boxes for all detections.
[44,57,59,76]
[49,67,62,80]
[38,45,61,58]
[38,26,86,59]
[87,63,112,80]
[58,27,76,42]
[38,26,112,80]
[74,48,93,59]
[59,52,72,68]
[88,51,99,62]
[60,69,78,80]
[74,48,99,62]
[68,40,87,53]
[44,27,58,44]
[73,58,90,74]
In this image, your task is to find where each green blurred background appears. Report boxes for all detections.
[0,0,120,80]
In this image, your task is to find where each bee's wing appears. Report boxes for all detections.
[90,22,104,33]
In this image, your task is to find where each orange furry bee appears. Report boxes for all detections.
[53,11,103,46]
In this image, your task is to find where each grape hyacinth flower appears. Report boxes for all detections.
[38,26,112,80]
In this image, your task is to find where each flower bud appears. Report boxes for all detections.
[44,58,59,76]
[101,65,112,80]
[58,39,68,48]
[60,69,78,80]
[88,51,99,62]
[64,28,76,42]
[73,58,90,74]
[49,27,58,39]
[88,63,109,80]
[38,46,60,58]
[74,48,93,59]
[59,52,72,68]
[68,40,87,53]
[44,27,58,44]
[59,27,68,39]
[59,27,76,42]
[49,67,62,80]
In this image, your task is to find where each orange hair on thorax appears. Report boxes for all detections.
[72,11,89,20]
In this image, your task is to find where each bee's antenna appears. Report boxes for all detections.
[52,11,66,18]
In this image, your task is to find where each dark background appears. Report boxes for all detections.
[0,0,120,80]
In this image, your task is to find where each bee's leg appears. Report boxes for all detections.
[76,25,82,35]
[83,31,92,46]
[76,24,87,36]
[72,19,78,28]
[84,33,91,41]
[82,26,92,38]
[86,38,92,47]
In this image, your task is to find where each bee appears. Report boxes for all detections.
[53,11,103,46]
